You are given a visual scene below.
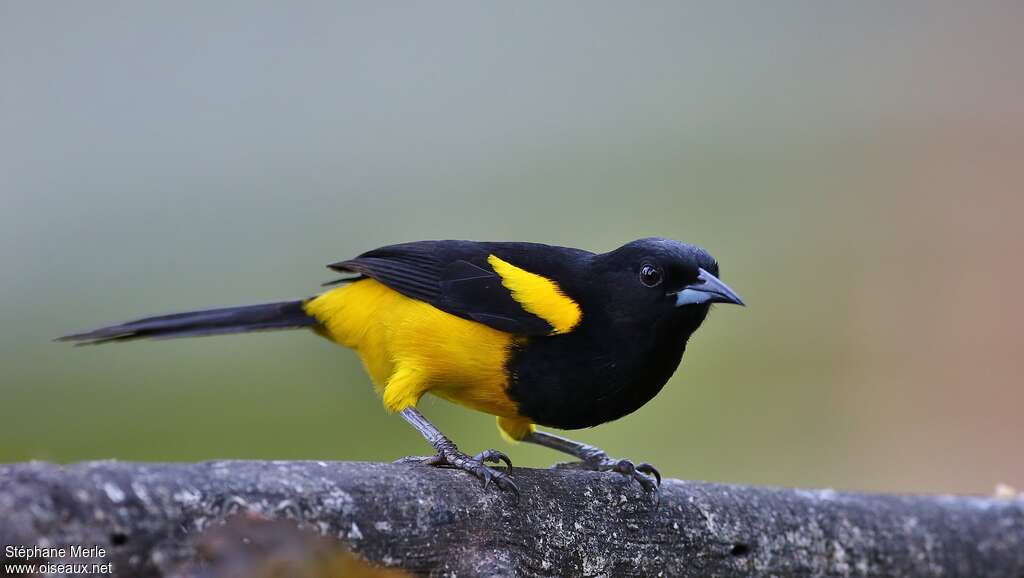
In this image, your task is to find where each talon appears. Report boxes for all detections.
[492,471,520,498]
[474,449,514,470]
[633,472,658,493]
[636,462,662,486]
[555,455,661,497]
[475,462,519,498]
[399,448,519,497]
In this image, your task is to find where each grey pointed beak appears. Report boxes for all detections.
[675,268,745,307]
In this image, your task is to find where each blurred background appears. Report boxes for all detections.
[2,2,1021,495]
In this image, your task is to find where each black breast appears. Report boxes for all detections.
[505,320,689,430]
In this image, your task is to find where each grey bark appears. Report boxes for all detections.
[0,460,1022,577]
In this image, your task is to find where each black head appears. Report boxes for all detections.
[592,237,744,337]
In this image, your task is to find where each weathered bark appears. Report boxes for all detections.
[0,460,1021,577]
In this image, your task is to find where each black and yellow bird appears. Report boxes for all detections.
[60,238,743,494]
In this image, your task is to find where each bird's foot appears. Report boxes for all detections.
[554,455,661,494]
[396,447,519,495]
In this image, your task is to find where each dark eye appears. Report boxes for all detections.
[639,264,662,287]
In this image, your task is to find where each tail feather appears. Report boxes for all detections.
[58,300,319,345]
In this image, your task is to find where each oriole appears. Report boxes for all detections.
[61,238,744,495]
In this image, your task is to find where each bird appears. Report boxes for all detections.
[60,238,744,496]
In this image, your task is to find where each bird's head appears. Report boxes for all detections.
[593,237,744,336]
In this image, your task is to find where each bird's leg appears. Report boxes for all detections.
[394,408,518,494]
[523,430,661,493]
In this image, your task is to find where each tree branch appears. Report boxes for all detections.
[1,460,1021,577]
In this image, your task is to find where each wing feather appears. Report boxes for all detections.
[326,240,577,336]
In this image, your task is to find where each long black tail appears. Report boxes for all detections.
[58,300,320,345]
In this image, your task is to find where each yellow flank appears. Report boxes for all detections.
[497,416,536,442]
[303,278,521,417]
[486,254,582,334]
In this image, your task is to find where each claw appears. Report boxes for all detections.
[474,449,514,470]
[397,448,519,498]
[630,470,658,493]
[554,455,661,498]
[610,459,657,492]
[476,461,519,495]
[636,462,662,486]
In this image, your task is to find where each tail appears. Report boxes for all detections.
[58,300,320,345]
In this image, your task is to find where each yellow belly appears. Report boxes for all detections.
[304,278,521,418]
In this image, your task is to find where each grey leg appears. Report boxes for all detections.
[523,430,661,493]
[395,408,518,494]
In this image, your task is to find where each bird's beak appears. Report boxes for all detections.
[674,268,745,307]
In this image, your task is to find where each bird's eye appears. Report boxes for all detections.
[639,264,662,287]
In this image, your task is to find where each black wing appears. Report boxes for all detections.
[326,240,591,336]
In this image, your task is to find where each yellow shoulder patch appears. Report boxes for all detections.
[487,254,582,334]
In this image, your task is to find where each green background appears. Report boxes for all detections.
[2,2,1022,494]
